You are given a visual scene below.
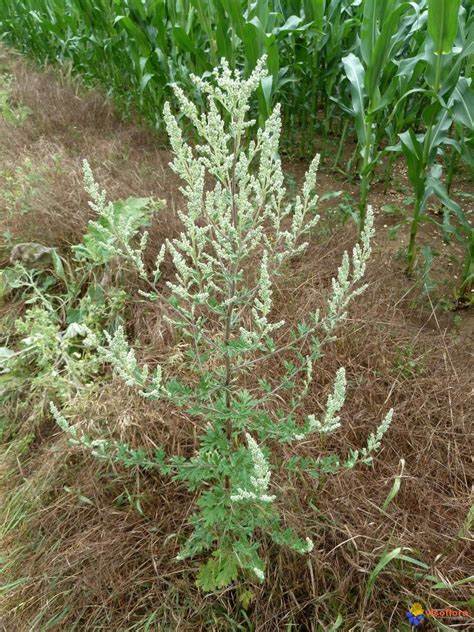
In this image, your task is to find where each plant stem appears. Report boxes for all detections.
[406,195,422,275]
[406,52,443,272]
[223,126,241,477]
[446,143,459,194]
[458,229,474,301]
[358,167,370,234]
[358,111,374,234]
[333,118,349,169]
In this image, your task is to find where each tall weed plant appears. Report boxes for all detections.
[52,60,393,591]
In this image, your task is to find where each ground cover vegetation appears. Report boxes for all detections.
[0,1,472,630]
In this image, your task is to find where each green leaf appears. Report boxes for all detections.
[428,0,461,55]
[360,0,380,66]
[365,547,427,599]
[51,249,66,282]
[196,550,238,591]
[424,165,470,235]
[365,547,403,598]
[238,588,254,610]
[429,575,474,590]
[365,2,411,104]
[274,15,306,35]
[114,15,151,57]
[73,196,155,265]
[399,129,424,190]
[306,0,325,32]
[342,53,367,146]
[381,458,405,510]
[261,74,273,113]
[327,614,344,631]
[140,72,154,92]
[426,108,454,158]
[450,77,474,130]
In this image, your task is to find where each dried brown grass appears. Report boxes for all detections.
[1,48,473,631]
[0,47,181,261]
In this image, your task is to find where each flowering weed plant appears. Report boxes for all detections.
[52,58,393,591]
[0,176,159,425]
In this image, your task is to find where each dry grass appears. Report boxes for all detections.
[0,48,473,631]
[0,47,181,262]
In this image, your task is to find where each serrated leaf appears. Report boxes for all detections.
[196,551,238,591]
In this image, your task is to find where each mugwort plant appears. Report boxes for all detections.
[52,59,393,591]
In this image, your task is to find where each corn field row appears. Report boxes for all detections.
[0,2,470,134]
[0,0,473,298]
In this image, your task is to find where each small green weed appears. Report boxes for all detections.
[0,73,30,124]
[393,345,425,379]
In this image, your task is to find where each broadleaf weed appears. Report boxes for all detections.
[51,60,394,591]
[0,173,161,433]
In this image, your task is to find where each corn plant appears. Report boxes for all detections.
[391,0,472,276]
[339,0,416,230]
[2,0,470,301]
[51,60,393,591]
[1,0,470,170]
[0,0,451,150]
[453,214,474,305]
[0,0,314,131]
[448,80,474,303]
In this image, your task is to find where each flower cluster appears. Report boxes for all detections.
[99,326,162,399]
[308,367,347,434]
[231,433,276,503]
[324,204,374,333]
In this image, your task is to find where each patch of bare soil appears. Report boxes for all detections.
[0,47,472,631]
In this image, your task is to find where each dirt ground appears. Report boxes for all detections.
[0,47,473,631]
